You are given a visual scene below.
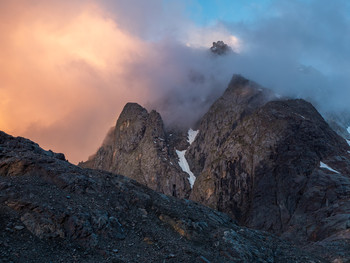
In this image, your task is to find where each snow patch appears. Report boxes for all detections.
[347,140,350,146]
[347,127,350,134]
[188,129,199,145]
[320,162,340,174]
[176,150,196,188]
[175,129,199,188]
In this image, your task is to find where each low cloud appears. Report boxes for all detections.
[224,0,350,112]
[0,0,236,163]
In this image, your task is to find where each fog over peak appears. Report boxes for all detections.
[225,0,350,112]
[0,0,349,163]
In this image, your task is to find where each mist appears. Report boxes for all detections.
[0,0,349,163]
[225,0,350,113]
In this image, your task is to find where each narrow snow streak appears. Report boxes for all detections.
[176,129,199,188]
[347,126,350,134]
[176,149,196,188]
[347,139,350,146]
[320,162,340,174]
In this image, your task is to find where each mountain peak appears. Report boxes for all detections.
[229,74,250,85]
[117,102,148,124]
[81,102,192,198]
[122,102,146,113]
[210,40,232,55]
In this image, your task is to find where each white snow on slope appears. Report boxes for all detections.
[176,149,196,188]
[347,126,350,134]
[175,129,199,188]
[320,162,340,174]
[347,140,350,146]
[188,128,199,144]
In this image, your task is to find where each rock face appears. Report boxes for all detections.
[0,131,326,262]
[210,41,232,55]
[185,75,278,177]
[186,75,350,249]
[80,103,191,199]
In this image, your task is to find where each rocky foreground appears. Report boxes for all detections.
[0,130,329,262]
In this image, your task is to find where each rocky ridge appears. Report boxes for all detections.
[0,131,327,262]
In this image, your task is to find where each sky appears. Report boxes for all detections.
[1,0,350,163]
[185,0,272,25]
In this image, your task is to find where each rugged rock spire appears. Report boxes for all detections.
[80,103,191,198]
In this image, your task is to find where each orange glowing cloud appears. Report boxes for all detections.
[0,1,240,164]
[0,1,150,163]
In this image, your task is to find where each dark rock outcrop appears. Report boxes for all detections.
[0,131,325,262]
[80,103,191,199]
[186,75,350,252]
[186,75,278,177]
[210,41,232,55]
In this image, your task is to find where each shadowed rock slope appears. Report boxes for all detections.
[0,131,326,262]
[186,75,350,260]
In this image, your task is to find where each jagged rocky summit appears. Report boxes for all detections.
[0,131,327,262]
[80,103,191,199]
[210,40,232,55]
[81,74,350,262]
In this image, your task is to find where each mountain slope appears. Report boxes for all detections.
[0,131,326,262]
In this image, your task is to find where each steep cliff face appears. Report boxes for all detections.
[187,76,350,246]
[185,75,278,177]
[80,103,191,198]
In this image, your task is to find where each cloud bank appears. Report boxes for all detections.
[0,0,349,163]
[225,0,350,112]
